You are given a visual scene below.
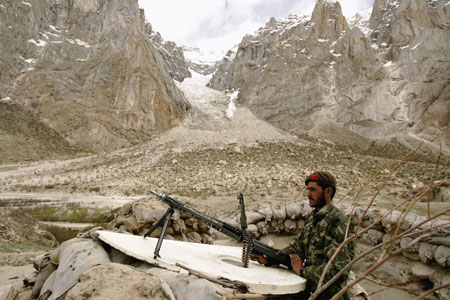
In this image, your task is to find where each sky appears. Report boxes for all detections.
[138,0,374,60]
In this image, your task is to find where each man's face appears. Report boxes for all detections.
[306,182,326,208]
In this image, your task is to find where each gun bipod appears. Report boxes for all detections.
[143,207,174,259]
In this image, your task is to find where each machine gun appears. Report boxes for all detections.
[144,190,291,268]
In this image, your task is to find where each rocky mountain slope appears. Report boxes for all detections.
[208,0,450,154]
[0,0,190,154]
[0,101,81,163]
[143,23,192,82]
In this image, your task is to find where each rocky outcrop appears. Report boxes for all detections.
[368,0,450,145]
[0,0,190,153]
[209,0,450,153]
[144,23,192,82]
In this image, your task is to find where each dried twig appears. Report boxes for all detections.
[6,287,18,300]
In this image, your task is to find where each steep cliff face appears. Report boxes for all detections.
[209,0,450,151]
[368,0,450,142]
[0,0,190,152]
[144,23,192,82]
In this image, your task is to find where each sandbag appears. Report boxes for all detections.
[419,242,437,264]
[285,202,302,220]
[434,245,450,268]
[39,239,110,300]
[271,204,286,223]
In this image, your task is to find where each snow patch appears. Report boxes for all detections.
[49,25,60,32]
[40,32,49,40]
[21,2,31,7]
[411,43,421,50]
[28,39,47,47]
[45,31,60,38]
[226,90,239,119]
[184,48,219,65]
[348,8,372,36]
[67,39,91,48]
[176,70,227,119]
[384,61,393,67]
[1,97,11,102]
[24,58,36,64]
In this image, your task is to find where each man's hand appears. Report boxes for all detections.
[289,254,303,276]
[250,253,268,265]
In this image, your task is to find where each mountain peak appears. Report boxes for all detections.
[311,0,348,39]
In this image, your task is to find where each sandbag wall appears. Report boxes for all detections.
[107,199,450,269]
[350,206,450,268]
[236,202,450,269]
[107,200,214,244]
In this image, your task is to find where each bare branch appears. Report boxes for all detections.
[356,144,422,234]
[363,276,428,288]
[328,234,428,300]
[427,143,442,218]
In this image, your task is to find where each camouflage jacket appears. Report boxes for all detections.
[284,203,354,300]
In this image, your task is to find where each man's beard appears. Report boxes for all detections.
[309,193,327,208]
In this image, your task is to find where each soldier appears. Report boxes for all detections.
[252,171,354,300]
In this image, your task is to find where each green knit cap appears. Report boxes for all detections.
[305,171,337,187]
